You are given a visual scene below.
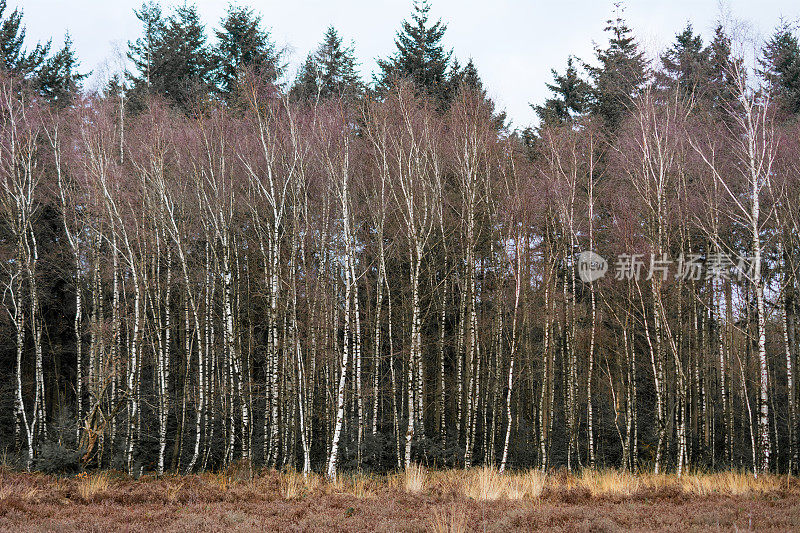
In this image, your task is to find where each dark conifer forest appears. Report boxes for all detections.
[4,0,800,480]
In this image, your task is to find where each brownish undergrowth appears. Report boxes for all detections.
[1,467,798,531]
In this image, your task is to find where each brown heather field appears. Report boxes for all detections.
[1,466,799,532]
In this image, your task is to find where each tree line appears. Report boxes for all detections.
[2,0,800,478]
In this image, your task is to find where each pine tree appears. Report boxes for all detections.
[586,4,648,131]
[162,4,211,110]
[291,26,362,102]
[450,58,481,93]
[212,5,283,102]
[658,24,711,99]
[127,1,165,92]
[104,73,123,96]
[36,34,86,106]
[450,58,506,128]
[0,0,49,79]
[292,55,318,101]
[534,56,590,127]
[375,0,452,106]
[127,2,211,112]
[706,25,741,113]
[759,22,800,115]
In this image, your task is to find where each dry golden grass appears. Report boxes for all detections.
[0,448,12,470]
[357,467,793,500]
[77,471,109,500]
[518,469,547,499]
[101,467,800,500]
[282,470,305,499]
[430,505,469,533]
[331,471,349,493]
[463,467,505,500]
[304,471,323,493]
[0,465,794,515]
[284,469,376,499]
[327,471,378,498]
[455,467,547,501]
[636,472,678,493]
[679,470,785,496]
[165,479,184,503]
[578,468,639,497]
[207,471,232,492]
[281,469,326,499]
[349,473,378,499]
[1,469,798,532]
[403,463,427,494]
[0,479,39,501]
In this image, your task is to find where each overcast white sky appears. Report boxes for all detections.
[11,1,800,128]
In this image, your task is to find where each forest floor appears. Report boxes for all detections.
[1,466,799,532]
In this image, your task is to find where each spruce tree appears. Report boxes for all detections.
[127,2,165,92]
[658,24,711,99]
[163,4,211,110]
[450,58,506,128]
[212,5,283,102]
[0,2,83,105]
[706,25,741,113]
[759,22,800,116]
[127,2,211,112]
[534,56,590,127]
[36,34,87,106]
[449,58,480,93]
[586,4,648,131]
[0,0,49,79]
[291,26,362,102]
[375,0,452,106]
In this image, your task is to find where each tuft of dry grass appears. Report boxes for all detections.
[303,471,323,494]
[350,473,377,499]
[165,479,184,503]
[0,479,39,502]
[225,459,253,482]
[0,469,798,532]
[463,467,505,500]
[327,471,379,498]
[430,505,468,533]
[0,447,12,471]
[209,471,232,492]
[403,463,427,494]
[458,467,546,501]
[282,470,305,499]
[77,471,109,501]
[518,469,547,499]
[0,465,794,521]
[281,469,324,499]
[636,472,678,493]
[578,469,639,497]
[679,470,784,496]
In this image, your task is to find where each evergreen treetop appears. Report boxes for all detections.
[759,22,800,115]
[375,0,452,106]
[36,33,87,105]
[0,0,49,78]
[291,25,362,102]
[586,3,649,131]
[658,24,711,99]
[127,2,211,112]
[213,4,283,102]
[534,56,590,128]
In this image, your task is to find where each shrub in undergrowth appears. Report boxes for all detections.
[416,436,464,469]
[33,442,83,475]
